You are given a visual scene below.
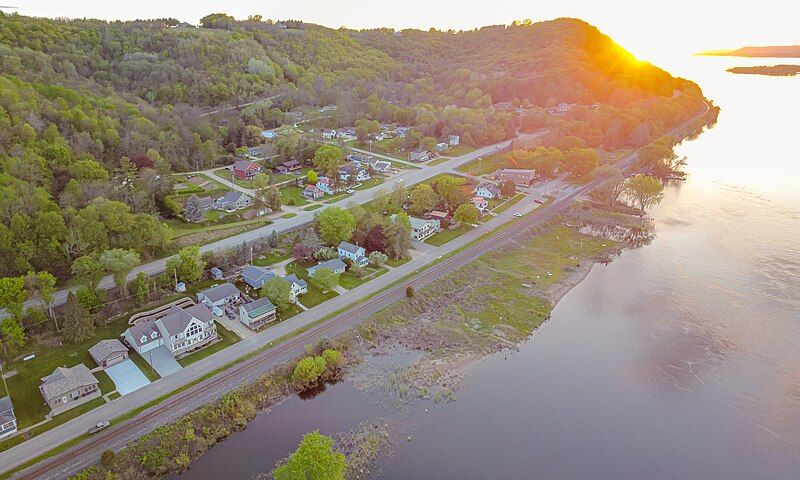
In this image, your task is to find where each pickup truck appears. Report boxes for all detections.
[88,421,110,435]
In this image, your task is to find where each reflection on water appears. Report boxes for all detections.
[173,57,800,480]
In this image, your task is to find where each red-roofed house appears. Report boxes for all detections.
[233,160,263,180]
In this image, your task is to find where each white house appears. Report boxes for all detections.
[316,176,336,195]
[339,163,370,183]
[322,129,337,139]
[303,184,325,199]
[197,283,241,309]
[471,196,489,211]
[448,135,460,146]
[123,304,218,358]
[284,274,308,301]
[408,148,431,162]
[216,191,252,211]
[338,241,369,267]
[0,397,17,439]
[473,183,501,199]
[436,142,449,152]
[238,297,276,330]
[394,214,440,241]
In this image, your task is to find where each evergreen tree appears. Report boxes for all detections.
[61,291,95,343]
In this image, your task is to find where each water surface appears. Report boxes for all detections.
[174,56,800,480]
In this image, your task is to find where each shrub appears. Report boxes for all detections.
[406,286,415,297]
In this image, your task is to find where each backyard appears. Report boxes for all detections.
[425,225,472,247]
[279,185,311,206]
[177,323,241,367]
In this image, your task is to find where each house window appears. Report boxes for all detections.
[187,323,202,337]
[0,421,14,431]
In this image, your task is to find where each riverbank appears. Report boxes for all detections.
[67,206,646,480]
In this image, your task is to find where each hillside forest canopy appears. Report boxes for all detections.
[0,12,712,297]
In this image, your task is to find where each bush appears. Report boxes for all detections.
[349,266,364,278]
[406,286,415,297]
[100,449,117,470]
[368,251,388,267]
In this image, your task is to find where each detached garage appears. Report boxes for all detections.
[89,339,129,368]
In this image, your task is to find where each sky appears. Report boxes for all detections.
[6,1,799,65]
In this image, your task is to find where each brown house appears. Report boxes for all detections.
[39,365,100,415]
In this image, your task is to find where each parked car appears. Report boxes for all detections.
[397,178,404,183]
[346,189,356,194]
[534,198,545,204]
[88,421,110,435]
[514,212,524,217]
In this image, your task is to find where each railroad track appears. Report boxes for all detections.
[13,103,710,480]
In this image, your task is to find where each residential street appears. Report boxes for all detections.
[0,139,512,321]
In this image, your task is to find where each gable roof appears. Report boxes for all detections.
[198,196,215,208]
[219,191,247,205]
[241,297,276,316]
[284,274,307,288]
[199,283,240,303]
[0,396,13,415]
[127,321,162,347]
[40,364,98,400]
[242,265,276,287]
[158,304,215,336]
[88,339,127,364]
[338,241,363,254]
[308,258,346,275]
[233,159,260,172]
[409,216,439,230]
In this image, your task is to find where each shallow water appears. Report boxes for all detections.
[172,56,800,480]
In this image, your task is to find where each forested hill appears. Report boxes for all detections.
[0,12,710,282]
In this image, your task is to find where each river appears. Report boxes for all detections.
[170,55,800,479]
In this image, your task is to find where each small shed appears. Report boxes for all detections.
[210,267,224,280]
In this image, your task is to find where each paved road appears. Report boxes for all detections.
[2,104,710,477]
[198,94,281,117]
[0,140,511,322]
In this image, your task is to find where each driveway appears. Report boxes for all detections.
[105,359,151,396]
[142,346,183,377]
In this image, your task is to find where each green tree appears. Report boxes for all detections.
[500,180,516,198]
[624,174,665,212]
[454,203,479,225]
[272,431,346,480]
[99,249,141,295]
[407,184,439,216]
[262,277,292,311]
[432,176,467,212]
[291,356,328,388]
[25,271,57,322]
[313,145,344,179]
[355,118,380,141]
[264,186,282,212]
[310,268,339,293]
[0,277,27,320]
[316,207,356,245]
[563,148,599,178]
[71,255,105,290]
[307,170,318,183]
[590,164,626,206]
[383,212,412,260]
[129,272,149,306]
[61,291,95,344]
[0,317,26,361]
[368,251,388,267]
[166,245,206,284]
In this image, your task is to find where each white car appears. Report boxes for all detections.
[397,178,404,183]
[346,189,356,194]
[514,212,523,217]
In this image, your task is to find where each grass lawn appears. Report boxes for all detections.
[129,350,161,382]
[285,262,339,308]
[280,212,297,219]
[279,186,311,206]
[323,192,349,204]
[491,193,526,215]
[108,392,121,401]
[177,323,241,367]
[212,169,258,189]
[253,248,291,267]
[165,216,270,240]
[386,257,411,268]
[443,144,476,156]
[455,152,507,176]
[303,204,323,211]
[354,177,384,191]
[339,267,388,290]
[425,225,472,246]
[426,157,451,166]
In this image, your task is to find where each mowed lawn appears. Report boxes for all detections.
[279,186,311,206]
[177,323,240,367]
[339,266,388,290]
[425,225,472,246]
[284,262,339,308]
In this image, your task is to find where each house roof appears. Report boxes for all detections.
[88,339,128,364]
[219,191,248,205]
[0,396,13,415]
[127,321,162,347]
[159,304,215,337]
[199,283,240,303]
[210,267,223,275]
[198,196,215,207]
[476,183,500,194]
[338,241,363,254]
[283,160,301,168]
[499,168,535,174]
[233,159,260,172]
[472,196,488,203]
[40,364,98,400]
[242,265,276,287]
[427,210,449,218]
[409,216,439,230]
[284,274,307,288]
[308,258,346,274]
[241,297,276,316]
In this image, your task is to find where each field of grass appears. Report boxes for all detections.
[280,212,297,219]
[164,215,269,240]
[177,323,241,367]
[386,257,411,268]
[426,156,451,166]
[0,316,136,429]
[442,144,476,156]
[285,262,339,308]
[279,186,311,206]
[211,169,258,189]
[354,177,384,191]
[455,152,507,176]
[339,266,388,290]
[129,350,160,382]
[491,193,526,215]
[303,204,323,211]
[424,225,472,246]
[253,248,291,267]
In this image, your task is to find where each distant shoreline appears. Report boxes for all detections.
[698,45,800,58]
[726,65,800,77]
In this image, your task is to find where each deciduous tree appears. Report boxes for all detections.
[99,249,141,295]
[272,431,346,480]
[310,268,338,293]
[316,207,356,245]
[454,203,479,225]
[408,184,439,216]
[624,174,665,212]
[262,277,292,311]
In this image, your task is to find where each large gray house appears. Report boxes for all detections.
[39,364,100,415]
[0,396,17,439]
[123,304,218,358]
